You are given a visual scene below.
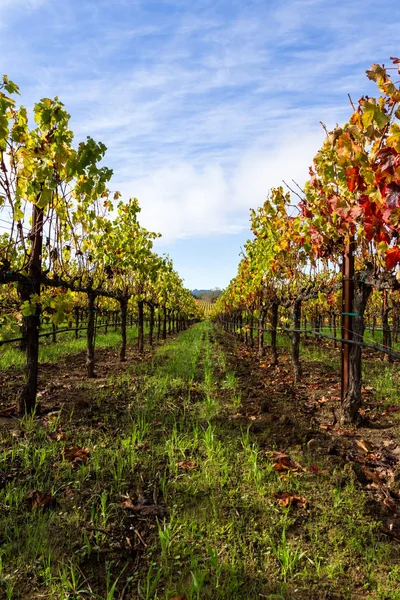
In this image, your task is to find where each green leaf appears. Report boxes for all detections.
[36,188,52,209]
[373,107,390,129]
[362,102,376,128]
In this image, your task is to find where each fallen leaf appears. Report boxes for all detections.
[355,439,375,454]
[275,491,308,508]
[176,460,198,471]
[63,446,90,466]
[26,491,54,510]
[361,466,384,487]
[271,452,303,472]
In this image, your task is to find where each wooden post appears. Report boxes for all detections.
[341,238,354,402]
[18,204,43,414]
[86,292,96,378]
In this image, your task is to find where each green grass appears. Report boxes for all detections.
[0,324,147,370]
[1,321,400,599]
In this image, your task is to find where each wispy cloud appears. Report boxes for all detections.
[1,0,398,282]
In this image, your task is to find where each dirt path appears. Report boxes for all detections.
[216,326,400,546]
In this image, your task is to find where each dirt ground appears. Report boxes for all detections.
[215,329,400,545]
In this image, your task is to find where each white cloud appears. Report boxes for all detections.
[0,0,397,258]
[117,128,326,243]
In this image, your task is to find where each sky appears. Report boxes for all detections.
[0,0,399,289]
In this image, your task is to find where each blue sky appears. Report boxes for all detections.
[1,0,398,288]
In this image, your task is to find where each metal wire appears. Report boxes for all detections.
[220,320,400,360]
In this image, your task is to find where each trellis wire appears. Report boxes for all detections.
[220,320,400,361]
[0,319,139,347]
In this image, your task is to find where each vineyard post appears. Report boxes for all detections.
[341,238,354,402]
[257,315,264,357]
[291,299,302,383]
[74,306,79,339]
[249,312,254,347]
[270,302,279,366]
[19,320,27,351]
[149,304,154,346]
[168,309,172,335]
[138,299,144,353]
[86,292,96,378]
[18,204,44,414]
[162,304,167,339]
[119,298,128,362]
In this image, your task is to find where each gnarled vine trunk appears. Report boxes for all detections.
[86,292,96,378]
[257,311,265,357]
[119,298,128,362]
[291,300,302,383]
[18,205,43,414]
[149,305,155,346]
[340,277,372,425]
[138,299,144,353]
[270,302,279,366]
[162,304,167,340]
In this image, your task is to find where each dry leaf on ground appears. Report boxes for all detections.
[354,439,375,454]
[176,460,198,471]
[271,452,303,472]
[63,446,90,466]
[275,491,308,508]
[26,491,54,510]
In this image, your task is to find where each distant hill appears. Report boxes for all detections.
[191,288,222,303]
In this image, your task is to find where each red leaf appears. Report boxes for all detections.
[346,167,365,193]
[385,182,400,208]
[385,246,400,270]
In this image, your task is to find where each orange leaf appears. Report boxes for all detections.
[271,452,303,472]
[275,492,308,508]
[385,246,400,270]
